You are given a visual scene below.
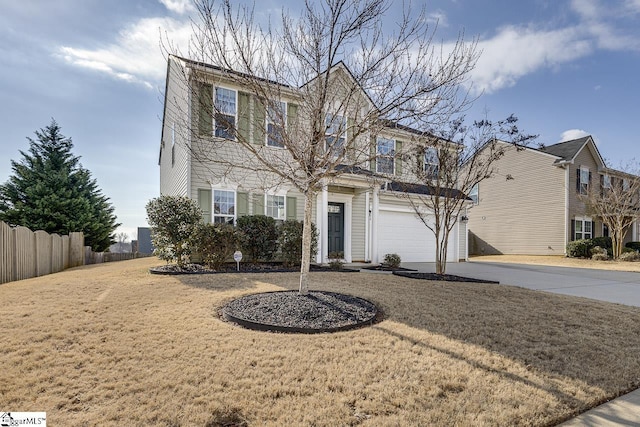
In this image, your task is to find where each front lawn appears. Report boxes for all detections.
[2,258,640,426]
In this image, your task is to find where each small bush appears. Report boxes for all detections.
[619,251,640,262]
[236,215,279,262]
[566,239,594,258]
[192,223,238,269]
[591,251,609,261]
[591,236,612,250]
[622,247,636,254]
[278,220,319,267]
[383,253,402,268]
[329,259,344,271]
[626,242,640,252]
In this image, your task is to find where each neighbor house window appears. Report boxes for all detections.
[603,223,609,238]
[469,183,479,205]
[213,189,236,224]
[574,217,592,240]
[424,147,439,180]
[578,167,590,195]
[265,194,285,220]
[325,114,346,156]
[602,174,611,190]
[267,101,286,148]
[214,87,236,139]
[623,178,630,192]
[376,137,395,174]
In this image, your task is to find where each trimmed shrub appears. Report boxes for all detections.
[146,196,202,267]
[591,246,609,261]
[192,223,238,269]
[278,220,319,268]
[329,259,345,271]
[236,215,278,262]
[622,247,636,254]
[566,239,594,258]
[626,242,640,252]
[383,253,402,268]
[620,251,640,262]
[591,236,612,250]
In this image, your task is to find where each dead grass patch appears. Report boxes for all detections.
[2,258,640,426]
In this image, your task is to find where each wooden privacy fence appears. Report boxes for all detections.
[0,220,84,285]
[84,248,149,265]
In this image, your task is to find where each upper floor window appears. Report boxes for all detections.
[267,101,286,148]
[325,114,346,157]
[578,167,590,195]
[469,183,479,205]
[214,87,236,139]
[602,174,612,190]
[424,147,439,180]
[623,178,630,192]
[266,194,285,220]
[376,137,395,174]
[213,189,235,224]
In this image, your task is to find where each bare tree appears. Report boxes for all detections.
[165,0,480,293]
[395,115,536,274]
[581,164,640,259]
[116,232,129,253]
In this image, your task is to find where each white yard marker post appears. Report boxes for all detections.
[233,251,243,272]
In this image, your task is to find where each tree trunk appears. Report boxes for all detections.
[436,228,450,275]
[299,191,314,295]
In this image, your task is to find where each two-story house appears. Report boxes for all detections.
[159,55,469,264]
[468,136,639,255]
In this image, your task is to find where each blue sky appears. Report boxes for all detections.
[1,0,639,240]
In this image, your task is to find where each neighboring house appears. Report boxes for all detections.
[468,136,639,255]
[158,55,469,263]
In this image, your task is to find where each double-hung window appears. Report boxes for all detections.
[267,101,286,148]
[376,137,395,174]
[574,217,592,240]
[623,178,630,192]
[578,167,590,195]
[469,183,479,205]
[266,194,285,220]
[424,147,439,180]
[213,189,235,224]
[325,114,346,157]
[602,174,612,192]
[214,87,236,139]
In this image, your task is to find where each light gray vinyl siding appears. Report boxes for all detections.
[567,146,603,240]
[159,57,190,197]
[351,190,367,261]
[467,144,566,255]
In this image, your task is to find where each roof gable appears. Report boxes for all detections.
[541,135,605,168]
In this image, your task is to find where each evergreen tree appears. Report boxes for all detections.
[0,119,119,251]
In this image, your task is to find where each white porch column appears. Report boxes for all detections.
[371,185,380,264]
[321,184,329,263]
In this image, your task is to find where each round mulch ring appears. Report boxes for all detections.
[221,291,380,334]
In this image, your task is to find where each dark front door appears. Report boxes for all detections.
[327,202,345,256]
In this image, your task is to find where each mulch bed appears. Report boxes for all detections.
[392,271,499,284]
[221,290,380,333]
[149,263,359,275]
[361,265,417,272]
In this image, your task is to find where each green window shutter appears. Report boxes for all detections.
[252,98,266,146]
[238,92,250,142]
[347,118,355,161]
[287,103,298,135]
[198,82,213,136]
[395,140,403,176]
[198,189,212,223]
[286,196,297,220]
[370,137,377,172]
[237,192,248,217]
[570,220,575,241]
[252,193,264,215]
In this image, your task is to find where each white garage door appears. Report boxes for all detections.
[378,208,456,263]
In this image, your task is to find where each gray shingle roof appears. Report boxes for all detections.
[540,136,590,161]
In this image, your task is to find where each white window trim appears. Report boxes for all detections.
[376,137,396,175]
[469,183,479,205]
[424,147,439,178]
[265,189,288,220]
[575,216,593,240]
[325,113,347,156]
[212,189,237,225]
[579,166,590,195]
[603,174,611,189]
[214,86,237,140]
[266,100,287,148]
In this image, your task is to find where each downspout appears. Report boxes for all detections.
[365,191,370,262]
[564,166,569,255]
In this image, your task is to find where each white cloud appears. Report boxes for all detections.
[57,17,192,88]
[469,25,592,94]
[159,0,194,15]
[559,129,591,142]
[426,10,448,28]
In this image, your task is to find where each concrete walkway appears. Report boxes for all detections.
[396,260,640,426]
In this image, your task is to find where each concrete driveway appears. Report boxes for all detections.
[402,261,640,307]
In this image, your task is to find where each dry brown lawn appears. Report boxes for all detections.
[2,258,640,426]
[472,254,640,272]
